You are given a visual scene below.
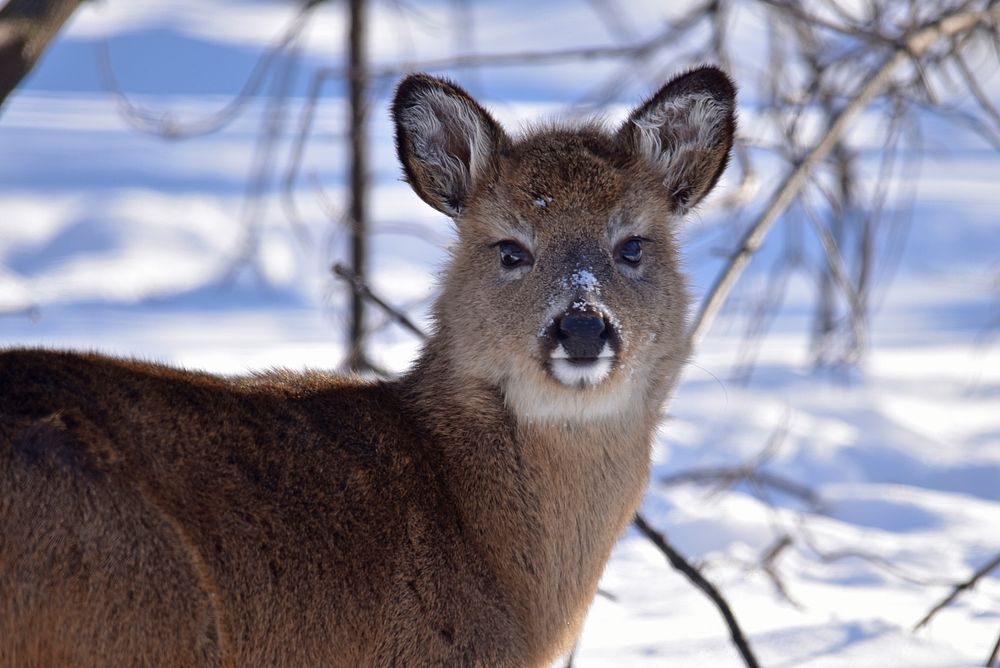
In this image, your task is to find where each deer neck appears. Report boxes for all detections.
[400,333,656,657]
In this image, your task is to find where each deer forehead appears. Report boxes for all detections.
[504,133,628,211]
[466,132,670,245]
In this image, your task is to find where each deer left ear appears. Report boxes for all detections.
[617,66,736,214]
[392,73,507,219]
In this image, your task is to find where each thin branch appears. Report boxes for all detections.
[801,195,869,363]
[916,97,1000,150]
[370,19,703,76]
[686,2,1000,350]
[572,0,713,112]
[562,641,578,668]
[633,513,761,668]
[282,66,338,243]
[596,587,618,602]
[585,0,639,43]
[913,550,1000,631]
[331,263,429,341]
[97,1,321,138]
[661,466,820,507]
[758,0,899,48]
[758,534,802,608]
[987,627,1000,668]
[222,30,305,284]
[953,48,1000,135]
[0,0,85,110]
[271,4,719,108]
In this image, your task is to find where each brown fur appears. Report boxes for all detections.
[1,68,735,667]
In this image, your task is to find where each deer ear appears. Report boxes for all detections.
[392,74,506,218]
[618,66,736,214]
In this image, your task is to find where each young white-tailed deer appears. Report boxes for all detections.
[0,67,735,666]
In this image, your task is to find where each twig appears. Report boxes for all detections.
[759,534,802,608]
[282,66,339,244]
[661,466,820,507]
[585,0,639,43]
[913,550,1000,631]
[572,0,712,112]
[563,640,578,668]
[685,2,1000,351]
[369,19,704,76]
[331,263,429,341]
[801,196,869,363]
[986,627,1000,668]
[221,29,305,286]
[97,1,321,138]
[0,0,85,111]
[633,513,761,668]
[758,0,899,47]
[954,48,1000,135]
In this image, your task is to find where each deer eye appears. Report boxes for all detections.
[496,240,532,268]
[617,237,643,265]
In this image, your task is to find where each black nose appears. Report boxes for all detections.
[557,312,608,359]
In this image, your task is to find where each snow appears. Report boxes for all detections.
[570,268,601,293]
[2,1,998,665]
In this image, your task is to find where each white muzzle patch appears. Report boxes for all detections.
[549,343,614,387]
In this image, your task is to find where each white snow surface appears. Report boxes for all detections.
[1,2,998,666]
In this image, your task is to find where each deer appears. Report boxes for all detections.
[0,66,735,667]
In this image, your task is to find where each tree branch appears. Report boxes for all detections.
[633,513,761,668]
[913,550,1000,631]
[986,627,1000,668]
[331,263,429,341]
[0,0,85,111]
[685,2,1000,350]
[97,1,320,138]
[369,19,699,76]
[660,466,820,507]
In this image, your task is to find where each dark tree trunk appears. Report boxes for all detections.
[345,0,368,370]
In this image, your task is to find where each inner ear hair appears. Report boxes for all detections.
[619,66,736,213]
[392,74,506,218]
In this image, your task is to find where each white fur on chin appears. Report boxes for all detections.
[501,345,641,424]
[549,344,613,387]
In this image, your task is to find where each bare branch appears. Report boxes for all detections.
[633,513,761,668]
[0,0,85,111]
[584,0,639,43]
[987,627,1000,668]
[331,263,429,341]
[801,195,869,363]
[686,2,1000,351]
[572,0,713,112]
[914,550,1000,631]
[372,19,705,76]
[282,67,340,243]
[953,48,1000,135]
[661,466,820,507]
[97,1,321,138]
[759,534,802,608]
[758,0,899,47]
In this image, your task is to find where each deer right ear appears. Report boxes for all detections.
[618,66,736,215]
[392,74,506,218]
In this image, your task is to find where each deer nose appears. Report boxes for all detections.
[556,312,608,360]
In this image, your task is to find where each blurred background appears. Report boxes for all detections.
[1,1,999,665]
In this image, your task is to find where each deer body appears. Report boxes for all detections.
[1,68,735,667]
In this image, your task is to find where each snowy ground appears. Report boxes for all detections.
[2,1,998,666]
